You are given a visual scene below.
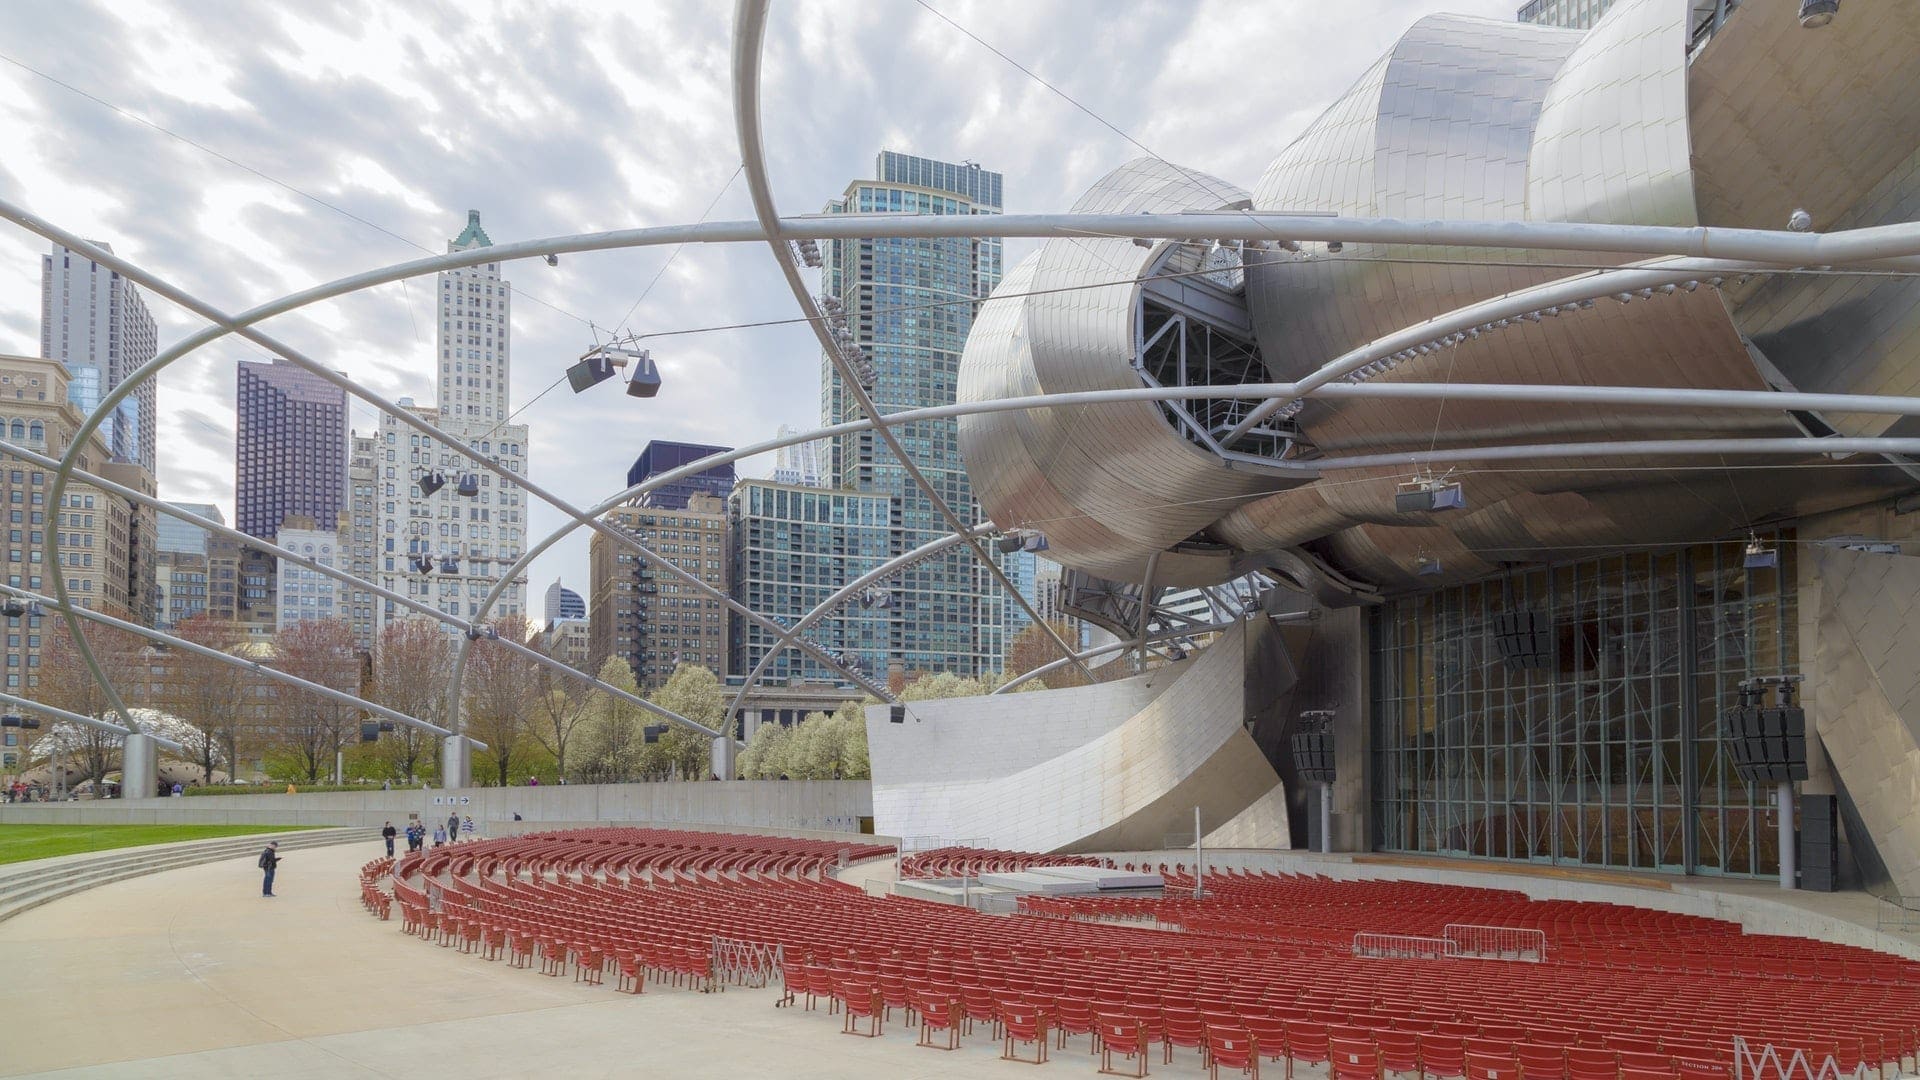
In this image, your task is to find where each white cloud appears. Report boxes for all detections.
[0,0,1519,616]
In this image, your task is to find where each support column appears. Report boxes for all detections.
[120,733,158,800]
[440,735,471,791]
[1320,782,1334,855]
[712,735,735,781]
[1778,780,1796,890]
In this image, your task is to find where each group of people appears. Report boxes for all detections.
[383,813,477,856]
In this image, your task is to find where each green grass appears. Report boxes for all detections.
[0,824,329,865]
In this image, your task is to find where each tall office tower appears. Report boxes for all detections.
[544,579,585,623]
[234,359,349,542]
[343,433,378,647]
[156,501,222,630]
[626,440,734,510]
[770,425,826,488]
[1516,0,1616,27]
[819,151,1006,677]
[371,212,529,629]
[589,493,728,688]
[727,479,890,684]
[40,242,158,474]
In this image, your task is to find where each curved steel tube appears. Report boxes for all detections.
[992,619,1240,695]
[0,692,187,753]
[0,439,714,744]
[730,0,1087,688]
[1311,436,1920,471]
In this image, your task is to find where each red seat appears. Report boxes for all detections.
[841,981,883,1039]
[1470,1052,1519,1080]
[1099,1013,1151,1078]
[1331,1035,1383,1080]
[1422,1034,1468,1080]
[1288,1020,1332,1080]
[1210,1025,1261,1080]
[915,995,961,1052]
[1516,1044,1567,1080]
[1001,1001,1049,1064]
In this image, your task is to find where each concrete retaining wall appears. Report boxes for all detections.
[0,780,873,834]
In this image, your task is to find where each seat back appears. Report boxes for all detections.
[1209,1026,1257,1070]
[1330,1035,1382,1080]
[1376,1029,1422,1072]
[1422,1034,1469,1079]
[1469,1051,1520,1080]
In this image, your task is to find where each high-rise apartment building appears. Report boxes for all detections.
[234,358,349,542]
[343,433,377,646]
[544,579,585,622]
[206,533,277,638]
[818,151,1007,676]
[539,617,591,672]
[727,480,890,684]
[39,242,158,474]
[626,440,734,510]
[156,501,221,631]
[1516,0,1615,27]
[771,425,826,488]
[370,212,529,629]
[590,493,728,688]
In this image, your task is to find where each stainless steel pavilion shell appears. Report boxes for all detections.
[956,158,1306,589]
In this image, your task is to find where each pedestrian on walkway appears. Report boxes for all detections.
[432,824,447,848]
[381,821,397,857]
[461,815,476,841]
[258,841,280,897]
[447,812,460,843]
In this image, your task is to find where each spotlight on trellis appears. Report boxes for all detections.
[642,724,668,744]
[565,350,616,393]
[617,347,662,398]
[439,556,460,575]
[0,714,41,730]
[417,472,446,497]
[1395,476,1465,514]
[1799,0,1838,28]
[359,719,397,743]
[456,474,480,498]
[464,625,498,641]
[1744,537,1780,570]
[1416,555,1444,577]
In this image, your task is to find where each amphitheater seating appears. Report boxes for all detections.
[372,832,1920,1078]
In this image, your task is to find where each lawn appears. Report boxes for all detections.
[0,824,328,865]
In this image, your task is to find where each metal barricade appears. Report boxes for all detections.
[710,936,783,990]
[1733,1036,1869,1080]
[1442,923,1548,962]
[1875,894,1920,933]
[1352,932,1451,960]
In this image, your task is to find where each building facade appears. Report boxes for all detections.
[1516,0,1617,26]
[544,579,585,623]
[272,514,347,632]
[770,426,826,488]
[369,212,529,630]
[234,358,349,542]
[539,616,591,672]
[39,242,157,474]
[819,151,1007,677]
[590,493,728,688]
[728,479,890,684]
[155,501,221,631]
[343,433,377,646]
[626,440,734,510]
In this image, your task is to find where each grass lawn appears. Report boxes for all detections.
[0,824,328,866]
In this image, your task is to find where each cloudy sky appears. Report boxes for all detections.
[0,0,1516,606]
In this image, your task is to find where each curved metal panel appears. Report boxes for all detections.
[867,622,1282,853]
[958,158,1302,588]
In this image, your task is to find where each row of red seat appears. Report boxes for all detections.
[899,845,1110,880]
[376,832,1918,1078]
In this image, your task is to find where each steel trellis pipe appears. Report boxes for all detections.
[723,524,997,726]
[0,439,715,744]
[992,619,1239,694]
[0,691,187,754]
[731,0,1089,692]
[0,584,476,747]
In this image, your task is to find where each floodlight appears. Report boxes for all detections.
[1799,0,1837,27]
[1743,539,1779,570]
[1325,241,1344,253]
[418,472,446,497]
[1788,208,1814,233]
[624,349,662,398]
[544,254,559,267]
[995,536,1022,554]
[1416,556,1443,577]
[360,721,381,743]
[566,352,616,393]
[456,474,480,497]
[0,715,20,728]
[1021,532,1049,552]
[465,625,498,641]
[0,600,22,619]
[642,724,668,744]
[413,555,434,574]
[440,556,460,575]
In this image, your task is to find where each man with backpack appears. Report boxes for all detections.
[381,821,397,857]
[257,841,280,897]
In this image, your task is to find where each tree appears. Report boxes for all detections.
[898,671,994,701]
[271,618,362,783]
[370,617,453,782]
[38,613,145,789]
[573,657,647,783]
[1006,618,1087,690]
[646,663,724,780]
[528,642,596,781]
[158,614,253,782]
[463,614,539,786]
[740,699,870,780]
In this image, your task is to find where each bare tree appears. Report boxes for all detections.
[38,613,144,789]
[1006,618,1088,690]
[272,618,362,783]
[370,617,453,782]
[528,646,596,782]
[158,614,253,782]
[464,614,539,786]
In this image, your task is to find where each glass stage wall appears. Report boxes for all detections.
[1370,536,1794,878]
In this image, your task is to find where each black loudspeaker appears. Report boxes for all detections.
[1800,794,1839,892]
[1725,684,1809,782]
[889,705,905,725]
[1491,610,1555,670]
[1291,729,1336,784]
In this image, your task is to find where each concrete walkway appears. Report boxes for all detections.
[0,842,1211,1079]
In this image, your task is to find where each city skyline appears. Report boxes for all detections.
[0,0,1518,601]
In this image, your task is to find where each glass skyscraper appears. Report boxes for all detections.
[820,151,1007,677]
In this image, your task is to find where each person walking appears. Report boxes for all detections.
[381,821,397,858]
[258,841,280,897]
[447,812,460,844]
[431,824,447,848]
[460,815,476,841]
